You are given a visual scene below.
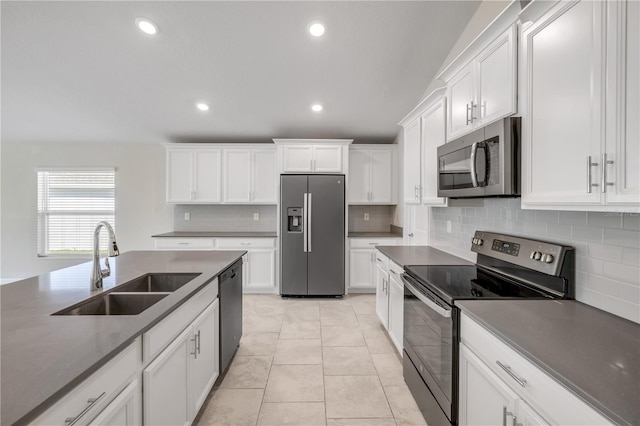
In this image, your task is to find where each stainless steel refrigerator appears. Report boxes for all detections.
[280,174,345,296]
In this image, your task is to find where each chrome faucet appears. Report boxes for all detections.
[91,221,120,289]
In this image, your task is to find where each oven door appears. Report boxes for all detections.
[402,274,456,425]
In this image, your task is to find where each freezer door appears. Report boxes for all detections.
[307,175,345,295]
[280,175,308,295]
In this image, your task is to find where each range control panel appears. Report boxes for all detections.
[471,231,574,276]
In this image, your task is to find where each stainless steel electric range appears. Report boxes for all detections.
[401,231,575,426]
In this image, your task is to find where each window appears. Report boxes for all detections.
[37,169,115,257]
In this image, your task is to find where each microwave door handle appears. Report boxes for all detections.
[470,141,480,187]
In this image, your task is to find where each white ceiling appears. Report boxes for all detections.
[1,1,480,144]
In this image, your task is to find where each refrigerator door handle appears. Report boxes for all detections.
[308,193,312,252]
[303,193,308,253]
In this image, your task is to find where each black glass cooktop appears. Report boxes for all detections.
[404,265,554,305]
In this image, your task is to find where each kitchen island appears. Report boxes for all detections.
[1,250,245,426]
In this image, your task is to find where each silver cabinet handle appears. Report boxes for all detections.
[587,156,599,193]
[178,242,189,245]
[601,153,614,193]
[496,361,527,387]
[65,392,106,425]
[414,185,419,200]
[382,278,387,293]
[369,242,380,246]
[471,102,478,121]
[408,233,414,237]
[466,103,471,125]
[502,406,517,426]
[240,242,251,246]
[196,329,201,354]
[190,335,198,358]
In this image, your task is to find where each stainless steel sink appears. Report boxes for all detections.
[115,273,200,293]
[53,293,168,316]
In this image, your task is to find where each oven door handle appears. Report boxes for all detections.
[402,275,452,318]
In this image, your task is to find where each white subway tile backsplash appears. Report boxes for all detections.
[430,198,640,323]
[571,225,604,243]
[623,213,640,231]
[559,211,587,226]
[587,242,623,263]
[604,228,640,249]
[587,212,623,229]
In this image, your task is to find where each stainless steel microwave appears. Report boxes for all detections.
[437,117,520,198]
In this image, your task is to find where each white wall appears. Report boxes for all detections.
[1,142,173,279]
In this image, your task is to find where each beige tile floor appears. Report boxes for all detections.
[194,294,427,426]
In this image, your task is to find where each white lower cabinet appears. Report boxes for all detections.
[348,237,402,292]
[375,262,389,328]
[216,238,276,293]
[143,296,220,426]
[459,312,612,426]
[31,339,141,426]
[387,265,404,354]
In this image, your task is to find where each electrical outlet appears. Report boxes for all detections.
[364,213,370,221]
[253,213,259,221]
[446,220,452,233]
[184,212,191,221]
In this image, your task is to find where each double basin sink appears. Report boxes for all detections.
[53,273,201,316]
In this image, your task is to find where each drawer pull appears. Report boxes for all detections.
[64,392,106,425]
[178,242,189,245]
[240,243,251,246]
[369,242,380,246]
[496,361,527,387]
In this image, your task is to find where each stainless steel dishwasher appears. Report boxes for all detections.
[219,259,242,374]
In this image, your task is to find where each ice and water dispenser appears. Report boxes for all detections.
[287,207,303,232]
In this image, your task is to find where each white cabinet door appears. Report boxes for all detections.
[349,249,375,288]
[252,149,277,203]
[166,150,193,203]
[348,149,370,203]
[447,63,474,140]
[459,343,519,426]
[223,149,252,203]
[189,300,219,420]
[91,380,141,426]
[194,149,222,203]
[283,146,313,172]
[370,149,394,203]
[143,327,191,426]
[403,118,422,204]
[421,98,447,206]
[606,0,640,206]
[522,0,605,206]
[475,26,517,126]
[313,145,343,172]
[374,264,389,328]
[517,400,550,426]
[245,249,276,291]
[387,273,403,353]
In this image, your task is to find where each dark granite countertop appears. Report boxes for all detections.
[348,232,403,238]
[1,250,245,426]
[376,245,472,267]
[152,231,277,238]
[457,300,640,426]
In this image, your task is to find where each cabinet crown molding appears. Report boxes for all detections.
[398,87,446,127]
[273,138,353,146]
[163,143,275,150]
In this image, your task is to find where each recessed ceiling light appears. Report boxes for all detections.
[196,103,210,111]
[136,17,159,35]
[309,22,325,37]
[311,104,323,112]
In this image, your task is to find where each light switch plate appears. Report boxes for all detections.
[184,212,191,221]
[253,213,259,221]
[364,213,370,221]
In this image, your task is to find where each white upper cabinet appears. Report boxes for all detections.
[521,0,638,211]
[348,145,397,204]
[446,24,517,141]
[223,147,277,204]
[400,87,447,207]
[166,147,222,203]
[402,117,422,204]
[274,139,352,174]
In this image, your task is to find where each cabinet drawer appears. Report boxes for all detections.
[216,238,276,249]
[32,339,140,426]
[144,280,218,364]
[460,313,611,426]
[349,238,402,248]
[374,251,389,271]
[154,238,216,250]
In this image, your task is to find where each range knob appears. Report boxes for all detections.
[543,254,554,263]
[533,252,542,261]
[476,238,483,246]
[530,251,536,259]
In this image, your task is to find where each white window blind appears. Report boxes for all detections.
[37,169,115,257]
